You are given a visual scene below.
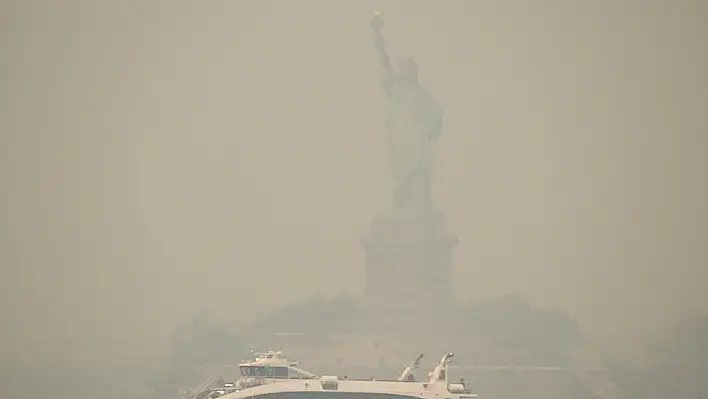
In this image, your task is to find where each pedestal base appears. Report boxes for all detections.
[362,207,457,313]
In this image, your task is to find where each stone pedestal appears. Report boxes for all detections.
[362,207,457,314]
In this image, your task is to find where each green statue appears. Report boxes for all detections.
[370,11,444,210]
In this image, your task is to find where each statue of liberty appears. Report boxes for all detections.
[370,11,444,210]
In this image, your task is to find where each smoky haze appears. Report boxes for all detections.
[1,0,707,396]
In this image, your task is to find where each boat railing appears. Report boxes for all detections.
[329,377,421,382]
[183,375,219,399]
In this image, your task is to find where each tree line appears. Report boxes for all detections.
[156,295,707,399]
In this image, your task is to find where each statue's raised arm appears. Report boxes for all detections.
[371,11,394,90]
[368,11,442,210]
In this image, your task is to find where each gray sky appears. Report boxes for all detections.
[2,0,707,370]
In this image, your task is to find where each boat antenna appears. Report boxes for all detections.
[397,354,424,381]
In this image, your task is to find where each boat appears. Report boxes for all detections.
[184,351,478,399]
[182,350,312,399]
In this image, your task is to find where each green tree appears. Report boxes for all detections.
[157,310,241,394]
[611,313,708,399]
[465,294,582,365]
[247,295,359,339]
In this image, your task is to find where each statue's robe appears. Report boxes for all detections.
[383,78,443,209]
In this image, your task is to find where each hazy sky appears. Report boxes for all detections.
[2,0,707,368]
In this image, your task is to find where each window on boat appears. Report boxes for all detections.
[240,366,289,378]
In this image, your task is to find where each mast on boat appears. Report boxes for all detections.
[397,354,424,381]
[428,352,454,383]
